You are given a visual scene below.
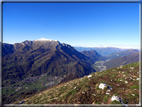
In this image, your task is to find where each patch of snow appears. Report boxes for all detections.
[21,42,25,46]
[122,71,124,73]
[35,38,58,42]
[125,81,128,83]
[111,95,120,102]
[99,83,107,89]
[74,87,76,89]
[136,78,139,80]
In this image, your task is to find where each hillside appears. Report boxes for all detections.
[2,39,96,104]
[104,52,139,69]
[3,39,95,81]
[13,62,139,105]
[105,49,139,60]
[81,50,106,61]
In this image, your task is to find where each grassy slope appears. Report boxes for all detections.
[104,52,139,69]
[14,62,140,104]
[105,49,139,60]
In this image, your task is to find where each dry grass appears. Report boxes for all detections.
[13,62,139,104]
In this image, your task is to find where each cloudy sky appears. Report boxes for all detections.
[3,2,139,49]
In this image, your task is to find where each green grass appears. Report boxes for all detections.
[111,100,121,104]
[130,85,139,89]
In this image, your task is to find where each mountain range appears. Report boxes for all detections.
[81,50,106,61]
[2,38,140,104]
[105,49,139,60]
[3,39,96,81]
[2,39,100,104]
[104,52,139,69]
[75,47,128,56]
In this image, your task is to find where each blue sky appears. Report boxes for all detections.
[3,3,139,49]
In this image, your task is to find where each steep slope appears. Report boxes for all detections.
[105,49,139,60]
[75,47,127,56]
[104,52,139,69]
[14,62,139,105]
[3,43,15,57]
[3,39,95,80]
[2,38,96,104]
[81,50,106,61]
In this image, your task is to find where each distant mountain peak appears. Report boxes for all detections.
[34,38,58,42]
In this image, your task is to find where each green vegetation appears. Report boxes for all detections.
[130,85,139,89]
[111,100,122,104]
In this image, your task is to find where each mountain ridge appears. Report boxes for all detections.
[104,52,139,69]
[74,47,129,56]
[2,39,97,104]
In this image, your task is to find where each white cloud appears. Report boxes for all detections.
[75,44,140,50]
